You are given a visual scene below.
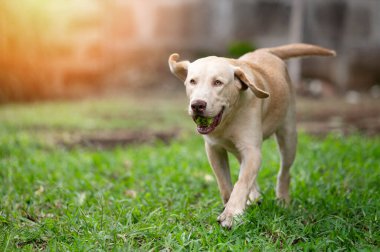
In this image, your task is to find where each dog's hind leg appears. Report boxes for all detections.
[275,104,297,204]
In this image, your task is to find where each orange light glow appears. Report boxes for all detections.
[1,0,102,61]
[0,0,137,101]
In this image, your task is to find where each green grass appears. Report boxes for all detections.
[0,95,379,251]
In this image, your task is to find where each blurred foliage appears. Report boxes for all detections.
[227,41,256,58]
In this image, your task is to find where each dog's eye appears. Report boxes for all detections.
[189,79,196,85]
[214,80,223,86]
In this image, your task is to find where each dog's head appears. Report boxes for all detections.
[169,53,269,134]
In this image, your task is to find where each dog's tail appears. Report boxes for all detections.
[265,43,336,60]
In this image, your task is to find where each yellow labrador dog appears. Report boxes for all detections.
[168,43,335,228]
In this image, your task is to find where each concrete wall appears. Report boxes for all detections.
[115,0,380,91]
[302,0,380,90]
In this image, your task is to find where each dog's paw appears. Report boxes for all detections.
[217,212,234,229]
[276,195,290,206]
[217,207,244,229]
[247,189,261,206]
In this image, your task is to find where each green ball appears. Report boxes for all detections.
[195,117,213,126]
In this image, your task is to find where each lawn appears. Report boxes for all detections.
[0,93,379,251]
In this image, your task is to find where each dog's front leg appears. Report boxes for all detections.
[217,146,261,228]
[205,142,232,205]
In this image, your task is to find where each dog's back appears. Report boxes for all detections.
[237,43,335,138]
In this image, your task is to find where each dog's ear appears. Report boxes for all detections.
[168,53,190,82]
[233,67,269,98]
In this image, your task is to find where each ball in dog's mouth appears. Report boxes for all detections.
[192,107,224,134]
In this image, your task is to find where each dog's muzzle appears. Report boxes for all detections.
[192,107,224,134]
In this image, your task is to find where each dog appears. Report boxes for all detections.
[168,43,335,228]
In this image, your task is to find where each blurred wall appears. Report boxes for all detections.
[0,0,379,102]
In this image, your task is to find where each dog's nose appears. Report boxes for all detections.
[191,100,207,113]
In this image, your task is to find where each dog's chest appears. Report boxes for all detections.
[204,135,240,158]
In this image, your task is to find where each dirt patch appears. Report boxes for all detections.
[51,96,379,149]
[297,97,380,136]
[59,130,179,149]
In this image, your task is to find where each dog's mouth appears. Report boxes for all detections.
[192,107,224,134]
